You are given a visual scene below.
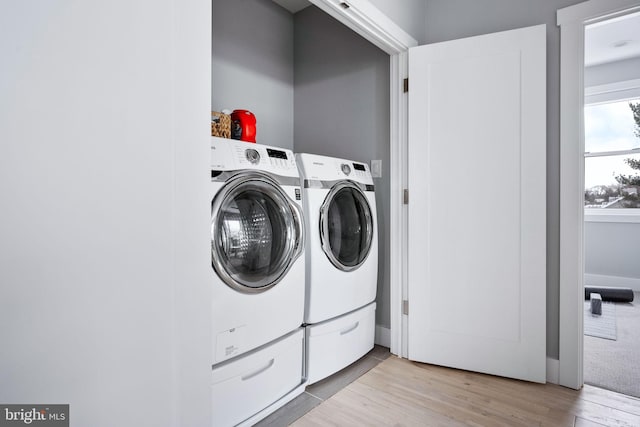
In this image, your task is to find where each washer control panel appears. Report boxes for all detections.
[211,136,299,177]
[245,148,260,164]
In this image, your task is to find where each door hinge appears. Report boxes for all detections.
[403,78,409,93]
[402,300,409,315]
[403,189,409,205]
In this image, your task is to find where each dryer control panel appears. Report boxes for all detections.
[347,162,370,180]
[295,152,373,185]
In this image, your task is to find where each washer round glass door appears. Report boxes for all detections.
[211,173,303,293]
[320,181,374,271]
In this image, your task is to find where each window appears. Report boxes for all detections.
[584,97,640,209]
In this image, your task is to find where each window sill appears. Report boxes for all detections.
[584,209,640,223]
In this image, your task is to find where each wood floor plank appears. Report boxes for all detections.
[357,363,539,426]
[580,385,640,416]
[368,357,574,425]
[294,356,640,427]
[569,399,640,427]
[574,416,608,427]
[294,380,467,427]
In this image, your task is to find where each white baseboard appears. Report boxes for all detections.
[546,357,559,384]
[375,325,391,348]
[585,273,640,292]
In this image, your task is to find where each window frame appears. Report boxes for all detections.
[584,78,640,221]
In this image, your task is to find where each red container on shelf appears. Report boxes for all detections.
[231,110,257,143]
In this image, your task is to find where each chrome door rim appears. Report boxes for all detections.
[319,180,374,272]
[211,171,304,293]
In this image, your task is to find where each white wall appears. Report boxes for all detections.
[212,0,294,149]
[0,1,211,426]
[585,219,640,291]
[585,57,640,87]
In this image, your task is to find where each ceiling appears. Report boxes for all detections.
[270,2,639,66]
[585,11,640,67]
[272,0,311,14]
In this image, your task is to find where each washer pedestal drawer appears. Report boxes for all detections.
[211,328,304,427]
[305,302,376,385]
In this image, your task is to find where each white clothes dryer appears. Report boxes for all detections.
[296,153,378,323]
[296,153,378,384]
[210,136,305,365]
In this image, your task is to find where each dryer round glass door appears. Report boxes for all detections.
[319,181,374,272]
[211,173,303,293]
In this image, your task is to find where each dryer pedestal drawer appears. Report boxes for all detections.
[305,302,376,385]
[211,328,304,427]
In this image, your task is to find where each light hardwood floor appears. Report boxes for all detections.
[293,356,640,427]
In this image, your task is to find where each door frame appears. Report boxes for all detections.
[308,0,417,357]
[557,0,640,389]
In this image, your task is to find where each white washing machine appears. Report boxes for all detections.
[210,136,306,426]
[296,153,378,384]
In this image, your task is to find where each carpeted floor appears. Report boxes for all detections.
[584,292,640,398]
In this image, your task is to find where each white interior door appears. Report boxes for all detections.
[407,25,547,383]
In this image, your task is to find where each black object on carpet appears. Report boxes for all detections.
[585,286,634,303]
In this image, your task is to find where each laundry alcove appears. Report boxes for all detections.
[211,0,393,347]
